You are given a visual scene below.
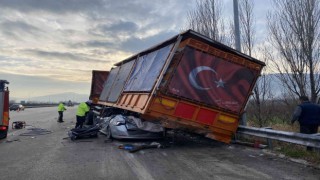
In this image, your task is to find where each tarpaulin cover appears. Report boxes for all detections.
[99,67,120,101]
[167,47,259,114]
[90,71,109,99]
[107,60,135,102]
[124,44,174,92]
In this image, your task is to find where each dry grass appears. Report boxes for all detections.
[246,120,320,165]
[271,123,299,132]
[273,141,320,165]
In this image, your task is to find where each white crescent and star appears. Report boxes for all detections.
[188,66,225,90]
[215,78,225,88]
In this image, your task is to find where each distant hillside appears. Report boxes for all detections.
[14,92,89,103]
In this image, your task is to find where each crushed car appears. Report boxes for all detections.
[99,114,164,140]
[68,106,164,140]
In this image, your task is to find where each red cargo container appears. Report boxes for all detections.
[0,80,9,138]
[98,30,265,143]
[89,70,109,104]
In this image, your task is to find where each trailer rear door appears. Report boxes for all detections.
[166,46,259,114]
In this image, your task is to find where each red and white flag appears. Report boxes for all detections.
[167,47,259,114]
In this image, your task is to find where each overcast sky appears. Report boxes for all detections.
[0,0,272,99]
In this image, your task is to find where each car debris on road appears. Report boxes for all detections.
[19,128,52,136]
[118,142,163,153]
[68,125,100,141]
[12,121,26,129]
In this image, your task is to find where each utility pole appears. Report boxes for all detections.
[233,0,241,51]
[233,0,247,126]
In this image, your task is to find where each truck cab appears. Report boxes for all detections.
[0,80,9,138]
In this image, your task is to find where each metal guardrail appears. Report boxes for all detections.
[24,105,57,108]
[237,125,320,148]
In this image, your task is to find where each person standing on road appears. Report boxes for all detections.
[57,102,67,123]
[291,95,320,150]
[75,101,91,128]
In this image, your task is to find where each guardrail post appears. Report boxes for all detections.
[263,127,273,150]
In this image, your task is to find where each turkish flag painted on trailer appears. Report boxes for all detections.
[167,47,258,114]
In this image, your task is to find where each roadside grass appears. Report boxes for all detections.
[247,118,320,166]
[273,142,320,165]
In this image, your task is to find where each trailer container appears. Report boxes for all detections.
[98,30,265,143]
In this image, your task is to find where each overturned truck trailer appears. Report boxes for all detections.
[98,30,265,143]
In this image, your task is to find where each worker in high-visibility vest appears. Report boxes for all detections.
[75,101,91,128]
[57,102,67,123]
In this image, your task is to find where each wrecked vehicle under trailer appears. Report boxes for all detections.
[98,30,265,143]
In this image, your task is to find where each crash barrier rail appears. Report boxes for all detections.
[236,125,320,149]
[24,105,57,108]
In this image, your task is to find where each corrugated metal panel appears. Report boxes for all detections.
[107,60,135,102]
[124,44,174,92]
[99,67,120,101]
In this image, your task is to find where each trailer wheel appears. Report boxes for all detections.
[0,130,8,139]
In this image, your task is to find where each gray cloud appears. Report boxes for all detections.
[0,0,105,14]
[72,40,117,49]
[120,30,177,52]
[98,20,139,34]
[0,0,197,98]
[0,20,42,39]
[69,29,177,54]
[22,49,110,64]
[88,21,139,40]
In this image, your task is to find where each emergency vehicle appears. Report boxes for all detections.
[0,80,9,138]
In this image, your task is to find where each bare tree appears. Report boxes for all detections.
[187,0,226,42]
[226,19,236,48]
[248,47,275,127]
[238,0,273,127]
[239,0,255,56]
[268,0,320,102]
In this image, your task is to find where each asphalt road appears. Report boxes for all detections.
[0,107,319,180]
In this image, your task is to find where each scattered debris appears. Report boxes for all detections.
[232,140,268,149]
[118,142,163,153]
[5,139,20,143]
[68,125,99,141]
[12,121,26,129]
[76,140,94,142]
[104,139,113,143]
[19,128,52,136]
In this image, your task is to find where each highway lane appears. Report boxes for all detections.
[0,106,319,180]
